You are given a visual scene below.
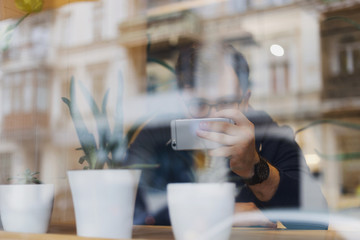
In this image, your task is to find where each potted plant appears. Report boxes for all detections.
[62,75,150,239]
[0,169,54,233]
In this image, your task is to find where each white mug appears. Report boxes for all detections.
[167,183,235,240]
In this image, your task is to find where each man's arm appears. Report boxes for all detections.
[247,158,280,202]
[196,109,281,201]
[196,108,323,205]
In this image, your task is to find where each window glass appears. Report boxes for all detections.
[2,0,360,235]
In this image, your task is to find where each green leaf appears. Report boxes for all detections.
[146,56,177,91]
[15,0,43,13]
[30,171,40,176]
[108,72,126,166]
[147,57,175,74]
[325,16,360,31]
[315,149,360,161]
[62,77,99,169]
[113,72,124,138]
[79,156,87,165]
[102,89,110,115]
[77,80,111,155]
[147,33,151,53]
[296,119,360,135]
[119,164,160,169]
[0,13,30,51]
[62,75,157,170]
[8,169,41,184]
[32,179,42,184]
[77,81,102,115]
[61,97,70,106]
[82,134,99,169]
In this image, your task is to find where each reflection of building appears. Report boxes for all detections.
[319,3,360,210]
[120,0,323,118]
[0,11,53,184]
[0,0,142,224]
[321,5,360,100]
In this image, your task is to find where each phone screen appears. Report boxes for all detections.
[170,118,234,150]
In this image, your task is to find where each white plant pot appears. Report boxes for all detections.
[0,184,54,233]
[168,183,235,240]
[67,169,141,239]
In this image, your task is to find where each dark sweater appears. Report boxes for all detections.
[125,110,328,229]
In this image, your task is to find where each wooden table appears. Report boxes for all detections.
[0,224,352,240]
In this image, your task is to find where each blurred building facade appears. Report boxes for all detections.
[0,0,142,223]
[1,0,360,223]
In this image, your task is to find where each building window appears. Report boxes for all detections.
[36,71,48,112]
[147,0,184,9]
[60,76,73,124]
[23,72,34,112]
[2,71,48,115]
[87,63,108,104]
[93,1,104,42]
[269,0,294,6]
[13,73,22,113]
[268,42,290,95]
[146,61,177,93]
[338,44,360,75]
[270,61,289,94]
[31,24,49,60]
[0,153,12,184]
[353,48,360,72]
[331,34,360,76]
[59,12,71,47]
[92,73,106,105]
[227,0,251,13]
[2,76,12,115]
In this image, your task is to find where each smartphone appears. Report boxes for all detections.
[170,118,234,150]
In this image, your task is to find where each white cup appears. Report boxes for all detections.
[167,183,235,240]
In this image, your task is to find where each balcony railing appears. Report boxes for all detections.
[323,73,360,99]
[2,112,49,133]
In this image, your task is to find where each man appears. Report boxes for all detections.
[126,42,328,228]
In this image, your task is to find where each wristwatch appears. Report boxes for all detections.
[242,155,270,186]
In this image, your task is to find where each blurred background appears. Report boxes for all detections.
[1,0,360,227]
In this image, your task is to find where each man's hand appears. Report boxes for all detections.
[233,202,277,228]
[196,109,280,202]
[196,109,259,179]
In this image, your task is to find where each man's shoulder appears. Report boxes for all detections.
[246,109,274,126]
[247,109,295,142]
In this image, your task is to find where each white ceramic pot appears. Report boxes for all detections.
[0,184,54,233]
[167,183,235,240]
[67,169,141,239]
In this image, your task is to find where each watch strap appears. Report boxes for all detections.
[242,155,270,186]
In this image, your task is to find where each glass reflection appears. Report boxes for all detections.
[0,0,360,237]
